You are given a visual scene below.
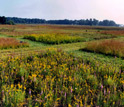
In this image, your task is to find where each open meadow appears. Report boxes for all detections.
[0,24,124,107]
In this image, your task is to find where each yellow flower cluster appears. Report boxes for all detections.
[24,33,85,44]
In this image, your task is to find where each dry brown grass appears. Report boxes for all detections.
[0,38,29,49]
[81,39,124,57]
[100,30,124,36]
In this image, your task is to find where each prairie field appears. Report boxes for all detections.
[0,24,124,107]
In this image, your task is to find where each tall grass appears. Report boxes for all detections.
[81,39,124,57]
[100,30,124,36]
[0,38,29,49]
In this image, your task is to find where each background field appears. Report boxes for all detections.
[0,24,124,106]
[0,24,124,62]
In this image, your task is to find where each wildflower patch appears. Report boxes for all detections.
[0,49,123,106]
[24,34,85,44]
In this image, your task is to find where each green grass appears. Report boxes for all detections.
[17,38,50,47]
[69,50,124,66]
[0,35,124,69]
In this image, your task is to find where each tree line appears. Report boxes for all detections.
[0,16,119,26]
[0,16,14,25]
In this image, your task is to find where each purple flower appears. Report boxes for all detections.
[1,90,4,97]
[71,87,73,93]
[77,104,79,107]
[104,89,106,95]
[61,91,63,94]
[34,77,36,82]
[29,89,31,95]
[108,90,110,94]
[40,91,43,95]
[65,92,66,98]
[21,76,24,81]
[2,71,4,74]
[101,84,103,89]
[119,70,121,74]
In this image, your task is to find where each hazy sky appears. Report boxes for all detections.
[1,0,124,24]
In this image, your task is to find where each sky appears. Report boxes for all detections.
[0,0,124,24]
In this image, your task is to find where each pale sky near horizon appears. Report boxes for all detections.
[0,0,124,24]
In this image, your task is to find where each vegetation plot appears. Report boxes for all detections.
[0,49,124,107]
[0,38,29,49]
[24,34,85,44]
[81,39,124,57]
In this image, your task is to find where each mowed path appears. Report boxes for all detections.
[0,36,124,68]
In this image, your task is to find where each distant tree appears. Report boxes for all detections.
[0,16,6,24]
[108,21,117,26]
[92,19,99,25]
[6,17,119,26]
[6,20,15,25]
[102,20,109,26]
[89,18,93,26]
[98,20,117,26]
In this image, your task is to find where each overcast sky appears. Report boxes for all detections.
[1,0,124,24]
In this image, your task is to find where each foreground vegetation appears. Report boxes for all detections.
[0,24,124,106]
[0,49,124,107]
